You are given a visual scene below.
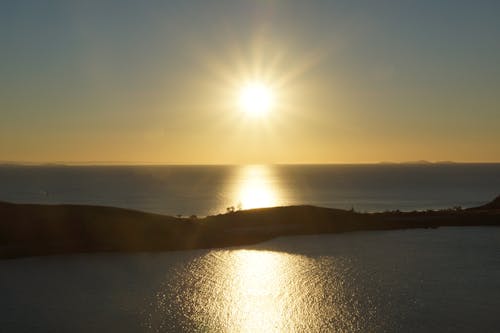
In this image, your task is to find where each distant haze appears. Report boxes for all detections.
[1,1,499,164]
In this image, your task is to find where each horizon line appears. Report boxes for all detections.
[1,160,500,167]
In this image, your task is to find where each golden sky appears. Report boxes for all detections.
[1,1,499,164]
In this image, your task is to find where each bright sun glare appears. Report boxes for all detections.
[238,82,274,115]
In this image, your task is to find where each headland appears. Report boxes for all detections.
[1,196,499,259]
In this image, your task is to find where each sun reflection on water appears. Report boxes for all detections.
[232,165,282,210]
[149,248,363,332]
[196,249,307,332]
[147,167,365,331]
[224,250,288,331]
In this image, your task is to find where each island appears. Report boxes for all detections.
[1,196,499,259]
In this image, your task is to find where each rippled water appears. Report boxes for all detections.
[1,227,499,332]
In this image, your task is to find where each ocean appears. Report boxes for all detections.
[0,163,499,215]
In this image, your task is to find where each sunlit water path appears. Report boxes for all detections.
[1,228,499,332]
[1,164,499,215]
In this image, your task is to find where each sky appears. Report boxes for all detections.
[1,0,499,164]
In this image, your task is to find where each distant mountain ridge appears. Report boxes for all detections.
[379,160,459,165]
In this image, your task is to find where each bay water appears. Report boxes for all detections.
[1,228,499,332]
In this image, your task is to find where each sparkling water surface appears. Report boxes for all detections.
[1,228,499,332]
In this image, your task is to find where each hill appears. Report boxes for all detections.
[467,195,500,210]
[1,197,499,259]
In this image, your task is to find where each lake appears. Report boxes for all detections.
[1,227,499,332]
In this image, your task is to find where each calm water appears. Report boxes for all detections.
[1,164,499,331]
[0,164,499,215]
[1,228,499,332]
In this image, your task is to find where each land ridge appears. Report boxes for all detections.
[0,196,499,259]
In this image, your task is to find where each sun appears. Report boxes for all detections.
[238,82,275,115]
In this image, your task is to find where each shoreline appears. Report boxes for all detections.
[1,197,499,259]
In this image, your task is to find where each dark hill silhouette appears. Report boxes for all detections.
[1,196,499,259]
[467,195,500,210]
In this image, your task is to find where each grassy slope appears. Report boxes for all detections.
[1,197,499,259]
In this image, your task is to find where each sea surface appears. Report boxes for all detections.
[1,228,499,332]
[0,163,499,215]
